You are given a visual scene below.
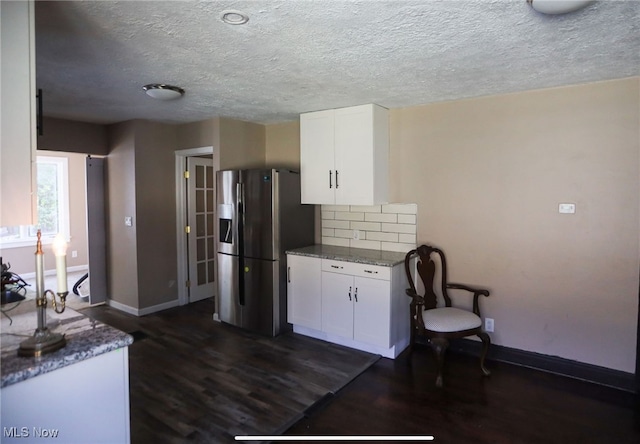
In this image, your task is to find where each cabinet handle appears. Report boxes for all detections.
[364,269,378,274]
[329,170,332,189]
[348,286,352,301]
[330,265,343,269]
[287,266,290,283]
[354,287,358,302]
[335,170,339,189]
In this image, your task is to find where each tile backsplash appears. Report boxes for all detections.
[321,203,418,253]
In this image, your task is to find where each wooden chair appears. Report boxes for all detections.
[404,245,491,387]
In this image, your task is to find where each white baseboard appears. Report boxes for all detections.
[106,298,180,317]
[20,265,89,280]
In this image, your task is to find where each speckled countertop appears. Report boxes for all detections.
[286,244,408,267]
[1,299,133,388]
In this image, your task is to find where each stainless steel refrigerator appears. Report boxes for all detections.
[216,168,314,336]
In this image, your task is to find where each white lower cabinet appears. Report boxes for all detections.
[287,253,409,358]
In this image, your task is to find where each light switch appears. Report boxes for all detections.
[558,203,576,214]
[124,216,133,226]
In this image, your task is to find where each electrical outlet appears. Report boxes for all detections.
[484,318,494,333]
[352,229,360,240]
[71,250,78,258]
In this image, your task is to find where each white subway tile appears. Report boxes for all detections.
[399,233,417,244]
[323,220,350,229]
[350,239,381,250]
[350,205,381,213]
[381,242,416,253]
[322,205,350,212]
[321,211,335,220]
[322,228,335,237]
[322,237,350,247]
[334,229,353,239]
[366,231,399,242]
[381,223,417,234]
[350,221,381,231]
[335,211,365,221]
[365,212,397,223]
[397,214,416,224]
[382,203,418,214]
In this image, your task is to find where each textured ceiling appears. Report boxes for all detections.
[35,0,639,125]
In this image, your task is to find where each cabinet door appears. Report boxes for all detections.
[353,276,391,347]
[0,0,37,226]
[287,255,322,330]
[334,105,375,205]
[321,272,354,338]
[300,109,335,204]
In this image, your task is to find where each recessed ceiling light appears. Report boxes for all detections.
[221,10,249,25]
[142,84,185,100]
[527,0,594,15]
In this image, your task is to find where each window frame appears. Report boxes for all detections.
[0,156,70,249]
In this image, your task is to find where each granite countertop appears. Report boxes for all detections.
[286,244,408,267]
[1,297,133,388]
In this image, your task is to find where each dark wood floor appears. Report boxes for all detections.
[286,346,640,443]
[79,300,378,444]
[81,301,640,444]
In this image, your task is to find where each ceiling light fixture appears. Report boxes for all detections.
[142,84,185,100]
[527,0,594,15]
[221,10,249,25]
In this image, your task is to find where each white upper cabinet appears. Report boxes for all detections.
[300,104,389,205]
[1,0,37,226]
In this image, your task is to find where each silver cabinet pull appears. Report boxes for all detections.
[354,287,358,302]
[330,264,343,269]
[364,269,378,274]
[348,286,352,301]
[335,170,339,189]
[287,266,290,283]
[329,170,332,189]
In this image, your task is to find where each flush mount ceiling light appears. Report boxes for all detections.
[142,84,185,100]
[221,9,249,25]
[527,0,594,15]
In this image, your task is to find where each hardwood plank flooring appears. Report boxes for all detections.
[81,301,640,443]
[79,300,379,443]
[285,346,640,443]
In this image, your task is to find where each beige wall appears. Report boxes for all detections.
[266,121,300,169]
[176,118,219,151]
[106,121,139,308]
[0,150,89,274]
[219,117,266,169]
[38,117,108,155]
[389,77,639,373]
[134,121,179,309]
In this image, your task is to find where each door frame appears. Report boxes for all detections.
[174,146,219,308]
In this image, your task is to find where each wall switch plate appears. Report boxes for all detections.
[71,250,78,258]
[485,318,494,333]
[559,203,576,214]
[124,216,133,226]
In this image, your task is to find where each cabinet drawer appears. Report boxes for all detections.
[321,259,390,281]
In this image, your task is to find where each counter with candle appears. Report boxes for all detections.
[0,298,133,443]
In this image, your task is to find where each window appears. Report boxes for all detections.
[0,156,70,248]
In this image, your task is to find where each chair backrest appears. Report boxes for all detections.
[404,245,451,309]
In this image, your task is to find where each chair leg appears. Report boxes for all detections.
[478,331,491,377]
[430,337,448,388]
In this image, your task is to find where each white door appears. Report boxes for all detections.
[300,109,335,204]
[353,276,391,347]
[186,156,217,302]
[321,271,354,338]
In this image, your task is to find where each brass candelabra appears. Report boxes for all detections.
[18,230,68,357]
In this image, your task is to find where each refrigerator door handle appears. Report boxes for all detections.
[237,182,245,306]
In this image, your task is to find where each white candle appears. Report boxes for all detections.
[52,234,68,293]
[35,247,45,298]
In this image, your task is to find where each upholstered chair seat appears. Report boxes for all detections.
[421,307,482,333]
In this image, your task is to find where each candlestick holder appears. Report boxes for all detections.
[18,231,68,358]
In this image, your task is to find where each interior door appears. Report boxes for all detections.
[186,157,217,302]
